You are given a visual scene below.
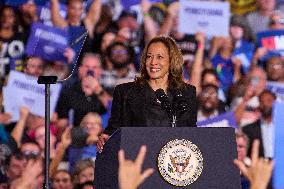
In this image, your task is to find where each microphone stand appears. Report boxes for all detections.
[37,76,57,189]
[36,30,88,189]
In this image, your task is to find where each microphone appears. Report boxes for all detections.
[155,89,177,127]
[155,89,172,117]
[173,90,188,116]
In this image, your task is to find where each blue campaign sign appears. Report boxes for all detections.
[232,39,255,73]
[25,22,69,62]
[197,111,238,128]
[121,0,162,10]
[68,26,88,64]
[273,102,284,189]
[5,0,46,6]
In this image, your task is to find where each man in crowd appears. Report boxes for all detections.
[197,84,226,122]
[236,131,251,189]
[246,0,276,34]
[56,53,110,130]
[23,56,44,77]
[243,90,276,158]
[100,41,136,94]
[266,56,284,83]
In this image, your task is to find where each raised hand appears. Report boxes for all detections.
[234,140,274,189]
[118,145,154,189]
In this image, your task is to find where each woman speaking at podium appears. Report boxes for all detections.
[97,36,197,151]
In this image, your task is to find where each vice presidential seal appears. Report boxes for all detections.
[157,139,203,186]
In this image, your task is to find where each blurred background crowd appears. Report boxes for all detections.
[0,0,283,188]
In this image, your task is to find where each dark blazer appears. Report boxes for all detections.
[242,119,265,157]
[104,81,197,135]
[242,120,274,189]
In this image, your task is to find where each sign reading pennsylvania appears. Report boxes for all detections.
[179,0,230,36]
[25,22,69,62]
[3,71,62,121]
[197,111,238,128]
[257,30,284,56]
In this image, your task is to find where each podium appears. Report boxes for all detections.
[94,127,241,189]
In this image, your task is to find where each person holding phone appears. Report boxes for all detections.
[233,66,267,127]
[56,53,111,132]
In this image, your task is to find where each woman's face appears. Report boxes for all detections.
[81,115,102,136]
[145,42,170,81]
[1,8,16,28]
[230,25,244,41]
[53,171,73,189]
[78,167,94,184]
[221,37,233,50]
[35,126,56,150]
[68,1,83,21]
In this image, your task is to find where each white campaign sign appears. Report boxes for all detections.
[179,0,230,37]
[3,71,62,121]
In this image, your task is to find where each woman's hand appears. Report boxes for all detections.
[97,133,110,152]
[195,32,206,46]
[63,48,75,64]
[20,107,29,120]
[61,127,72,149]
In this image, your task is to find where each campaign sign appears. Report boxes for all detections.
[257,30,284,56]
[121,0,162,10]
[68,26,88,64]
[273,102,284,189]
[3,71,62,121]
[266,81,284,102]
[25,22,69,62]
[5,0,46,6]
[179,0,230,36]
[37,2,67,26]
[197,111,238,128]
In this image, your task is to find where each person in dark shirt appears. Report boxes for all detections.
[56,53,110,129]
[0,6,26,78]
